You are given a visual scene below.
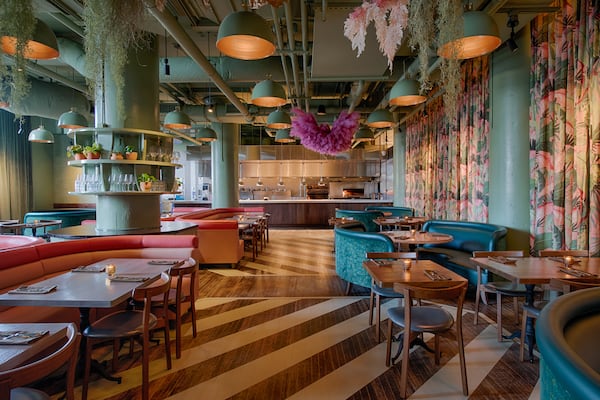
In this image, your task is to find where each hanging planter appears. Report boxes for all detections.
[290,108,360,155]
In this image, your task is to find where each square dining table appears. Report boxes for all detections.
[470,255,600,361]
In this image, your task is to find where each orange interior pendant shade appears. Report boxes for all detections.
[216,11,275,60]
[389,79,427,107]
[251,79,287,108]
[438,11,501,60]
[1,19,59,60]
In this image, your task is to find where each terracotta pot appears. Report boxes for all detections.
[110,153,123,160]
[139,181,153,191]
[86,151,101,160]
[125,151,138,160]
[74,153,85,160]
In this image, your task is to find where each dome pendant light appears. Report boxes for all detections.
[353,127,374,143]
[389,79,427,107]
[438,11,502,60]
[196,126,217,142]
[251,79,287,107]
[1,19,59,60]
[216,10,275,60]
[366,109,394,129]
[274,129,295,143]
[164,106,192,130]
[28,125,54,143]
[266,109,291,129]
[58,108,88,129]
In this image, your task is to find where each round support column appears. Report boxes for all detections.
[393,126,406,206]
[489,26,531,250]
[211,123,240,208]
[95,193,161,232]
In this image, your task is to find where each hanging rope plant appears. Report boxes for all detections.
[0,0,35,111]
[290,108,360,155]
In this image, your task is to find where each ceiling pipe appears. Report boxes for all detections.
[284,1,302,108]
[347,80,368,113]
[270,6,293,105]
[143,0,252,121]
[48,12,85,38]
[56,38,88,78]
[300,0,310,112]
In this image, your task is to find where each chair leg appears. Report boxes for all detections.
[400,323,411,398]
[368,289,375,326]
[175,300,182,359]
[112,338,120,371]
[513,297,520,324]
[474,285,481,325]
[519,309,529,362]
[457,322,469,395]
[385,318,393,367]
[497,292,504,342]
[375,294,382,342]
[82,338,93,400]
[142,329,150,400]
[163,325,172,370]
[434,334,440,364]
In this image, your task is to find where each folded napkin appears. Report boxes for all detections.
[558,267,597,278]
[148,260,182,266]
[8,285,57,294]
[424,269,451,281]
[0,330,49,345]
[108,275,150,282]
[369,259,391,267]
[72,265,105,273]
[488,256,517,265]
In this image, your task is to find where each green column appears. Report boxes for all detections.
[393,126,406,206]
[212,123,239,208]
[489,26,531,251]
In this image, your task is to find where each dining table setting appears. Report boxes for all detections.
[382,230,453,250]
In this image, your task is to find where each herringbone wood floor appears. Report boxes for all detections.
[69,229,541,399]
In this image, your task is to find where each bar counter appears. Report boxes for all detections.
[176,199,393,228]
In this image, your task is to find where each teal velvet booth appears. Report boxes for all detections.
[334,225,394,294]
[22,208,96,237]
[335,209,383,233]
[417,220,508,291]
[537,287,600,399]
[364,206,414,217]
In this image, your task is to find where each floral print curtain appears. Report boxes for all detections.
[529,0,600,255]
[405,57,490,221]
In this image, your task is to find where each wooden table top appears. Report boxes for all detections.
[363,259,467,290]
[0,322,72,372]
[0,258,179,308]
[383,231,453,245]
[374,216,427,227]
[471,256,600,285]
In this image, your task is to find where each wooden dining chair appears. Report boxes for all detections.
[151,258,198,359]
[82,272,172,400]
[538,249,589,257]
[385,280,468,398]
[365,252,416,342]
[241,222,259,261]
[0,323,80,400]
[519,277,600,362]
[473,250,526,342]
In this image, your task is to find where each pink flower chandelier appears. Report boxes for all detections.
[290,108,360,155]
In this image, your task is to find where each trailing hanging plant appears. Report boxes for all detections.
[408,0,435,92]
[0,0,35,111]
[82,0,148,120]
[290,108,360,155]
[436,0,463,120]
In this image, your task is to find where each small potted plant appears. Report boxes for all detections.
[66,144,85,160]
[124,145,138,160]
[110,150,124,160]
[137,173,156,191]
[83,142,103,159]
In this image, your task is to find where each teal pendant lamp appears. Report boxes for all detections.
[438,11,501,59]
[266,109,291,129]
[366,109,394,129]
[251,79,287,107]
[216,11,275,60]
[164,106,192,130]
[58,108,88,129]
[274,129,295,143]
[28,125,54,143]
[353,127,374,143]
[196,127,217,142]
[389,79,427,107]
[1,18,59,60]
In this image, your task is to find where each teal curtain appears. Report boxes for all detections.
[0,109,32,220]
[529,0,600,255]
[405,57,490,222]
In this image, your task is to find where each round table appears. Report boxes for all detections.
[383,231,453,250]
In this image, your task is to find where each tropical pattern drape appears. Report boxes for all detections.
[405,57,490,221]
[529,0,600,255]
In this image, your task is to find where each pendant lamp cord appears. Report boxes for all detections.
[164,29,170,75]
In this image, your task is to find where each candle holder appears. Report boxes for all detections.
[403,259,412,271]
[105,264,116,276]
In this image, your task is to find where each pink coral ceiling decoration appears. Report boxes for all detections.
[290,108,360,155]
[343,0,409,72]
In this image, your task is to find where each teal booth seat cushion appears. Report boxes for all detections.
[537,287,600,400]
[23,208,96,236]
[334,226,394,289]
[335,209,383,233]
[365,206,414,217]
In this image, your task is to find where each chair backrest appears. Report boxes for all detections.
[539,250,589,257]
[0,323,80,400]
[134,272,172,324]
[549,278,600,293]
[170,258,197,299]
[366,252,417,260]
[403,280,468,303]
[472,250,524,258]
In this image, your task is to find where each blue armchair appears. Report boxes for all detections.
[335,209,383,233]
[365,206,414,218]
[334,226,394,293]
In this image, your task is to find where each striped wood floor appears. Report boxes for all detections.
[75,229,542,400]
